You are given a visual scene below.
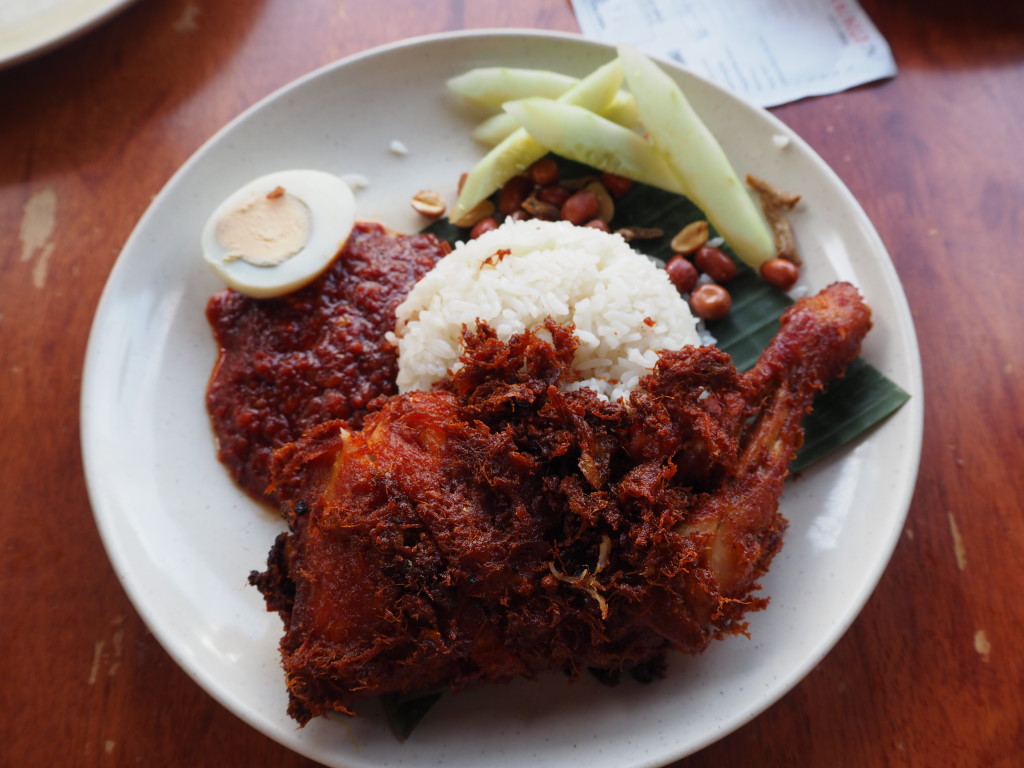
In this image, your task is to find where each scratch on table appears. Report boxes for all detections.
[947,511,967,571]
[108,628,124,677]
[173,2,200,32]
[104,740,116,754]
[18,187,58,289]
[88,617,126,683]
[88,640,105,685]
[974,629,991,662]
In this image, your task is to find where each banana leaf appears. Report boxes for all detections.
[380,690,445,741]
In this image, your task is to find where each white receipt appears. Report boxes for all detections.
[571,0,896,107]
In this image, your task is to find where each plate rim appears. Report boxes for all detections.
[0,0,138,69]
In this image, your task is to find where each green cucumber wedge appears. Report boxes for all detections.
[502,98,683,194]
[472,90,640,147]
[447,67,578,108]
[470,111,523,147]
[617,45,774,268]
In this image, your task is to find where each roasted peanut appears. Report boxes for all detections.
[689,283,731,320]
[498,175,533,216]
[760,258,800,290]
[528,157,559,185]
[694,246,737,283]
[537,184,570,207]
[665,255,698,294]
[410,189,446,218]
[670,220,709,255]
[600,171,633,198]
[469,216,499,239]
[584,181,615,223]
[560,190,600,225]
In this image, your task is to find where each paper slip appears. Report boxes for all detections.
[570,0,896,108]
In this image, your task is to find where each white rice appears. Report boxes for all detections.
[389,219,702,401]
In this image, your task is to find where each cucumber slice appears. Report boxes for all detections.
[470,112,520,147]
[617,45,774,268]
[472,90,640,148]
[502,98,683,194]
[602,91,640,129]
[447,67,578,108]
[449,59,624,224]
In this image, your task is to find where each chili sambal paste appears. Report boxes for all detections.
[205,222,449,503]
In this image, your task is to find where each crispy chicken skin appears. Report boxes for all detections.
[251,282,872,724]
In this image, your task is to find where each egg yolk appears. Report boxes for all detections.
[216,187,311,267]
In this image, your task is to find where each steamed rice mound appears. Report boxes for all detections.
[390,219,702,401]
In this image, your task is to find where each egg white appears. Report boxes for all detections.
[201,170,355,298]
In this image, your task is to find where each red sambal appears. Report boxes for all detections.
[205,222,449,503]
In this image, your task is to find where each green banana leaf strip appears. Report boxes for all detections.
[391,156,910,736]
[380,690,445,741]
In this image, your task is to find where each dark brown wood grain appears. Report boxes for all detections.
[1,0,1021,765]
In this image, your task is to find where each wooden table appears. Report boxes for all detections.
[2,1,1021,765]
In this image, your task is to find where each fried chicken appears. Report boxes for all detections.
[250,282,871,724]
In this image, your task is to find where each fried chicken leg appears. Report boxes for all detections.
[251,282,871,724]
[678,282,872,625]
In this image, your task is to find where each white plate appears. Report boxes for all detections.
[81,30,923,768]
[0,0,136,69]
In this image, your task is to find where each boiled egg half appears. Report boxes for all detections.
[201,169,355,298]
